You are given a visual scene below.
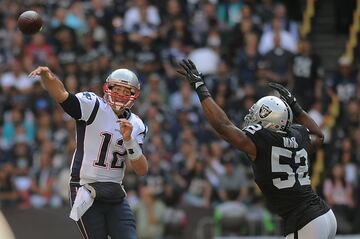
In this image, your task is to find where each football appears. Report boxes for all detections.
[17,10,43,35]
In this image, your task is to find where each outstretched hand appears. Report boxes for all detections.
[268,82,296,107]
[29,66,55,81]
[177,59,211,101]
[177,59,205,90]
[268,82,303,116]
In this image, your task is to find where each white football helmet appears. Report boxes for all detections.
[103,69,140,111]
[244,96,293,132]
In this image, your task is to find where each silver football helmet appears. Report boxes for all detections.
[244,96,293,132]
[103,69,140,111]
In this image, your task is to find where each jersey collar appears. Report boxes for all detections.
[120,108,131,120]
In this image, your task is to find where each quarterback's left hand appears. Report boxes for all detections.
[117,118,133,141]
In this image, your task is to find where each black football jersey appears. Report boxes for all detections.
[243,124,330,235]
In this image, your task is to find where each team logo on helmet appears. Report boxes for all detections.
[259,104,272,118]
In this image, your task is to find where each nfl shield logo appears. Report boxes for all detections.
[259,104,272,118]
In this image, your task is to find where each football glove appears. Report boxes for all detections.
[268,82,303,117]
[177,59,211,101]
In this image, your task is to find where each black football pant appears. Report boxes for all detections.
[70,184,137,239]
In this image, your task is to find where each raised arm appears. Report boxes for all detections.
[268,82,324,153]
[29,66,69,103]
[178,60,256,159]
[295,111,324,153]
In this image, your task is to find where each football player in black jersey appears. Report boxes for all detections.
[178,60,337,239]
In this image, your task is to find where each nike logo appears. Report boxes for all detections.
[195,82,204,89]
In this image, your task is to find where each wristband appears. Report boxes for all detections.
[196,85,211,101]
[123,137,142,161]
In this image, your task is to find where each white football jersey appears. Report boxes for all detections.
[69,92,147,185]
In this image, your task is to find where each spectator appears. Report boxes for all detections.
[65,1,87,34]
[214,189,248,236]
[340,146,358,187]
[24,33,55,68]
[258,17,297,55]
[233,32,261,86]
[159,0,183,40]
[292,39,324,110]
[261,32,294,86]
[218,158,250,203]
[0,163,19,207]
[1,60,33,94]
[2,107,35,150]
[161,37,187,92]
[216,0,243,28]
[353,128,360,164]
[191,2,218,44]
[29,145,62,208]
[169,82,201,112]
[134,185,166,239]
[324,164,355,234]
[328,56,357,103]
[204,142,225,189]
[227,11,261,57]
[262,3,299,41]
[124,0,161,35]
[183,160,212,208]
[143,151,170,196]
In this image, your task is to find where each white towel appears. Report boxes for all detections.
[69,186,94,221]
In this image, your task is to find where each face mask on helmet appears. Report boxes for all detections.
[103,69,140,112]
[243,96,293,132]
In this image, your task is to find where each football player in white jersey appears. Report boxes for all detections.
[29,66,148,239]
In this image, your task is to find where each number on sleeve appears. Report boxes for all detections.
[243,124,262,134]
[82,92,92,100]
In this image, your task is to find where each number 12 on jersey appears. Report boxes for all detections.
[94,132,126,169]
[271,146,311,189]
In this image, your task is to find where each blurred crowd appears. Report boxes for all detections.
[0,0,360,237]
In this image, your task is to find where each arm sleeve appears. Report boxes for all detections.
[59,93,81,120]
[291,124,311,146]
[131,115,148,145]
[74,92,99,121]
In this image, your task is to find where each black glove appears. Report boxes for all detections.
[268,82,303,117]
[177,59,211,101]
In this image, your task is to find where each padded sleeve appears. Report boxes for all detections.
[74,92,98,121]
[59,93,81,120]
[131,115,148,145]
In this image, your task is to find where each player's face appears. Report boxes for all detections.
[109,84,133,114]
[111,85,132,97]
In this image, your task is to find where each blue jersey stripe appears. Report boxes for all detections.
[71,121,86,182]
[86,98,99,125]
